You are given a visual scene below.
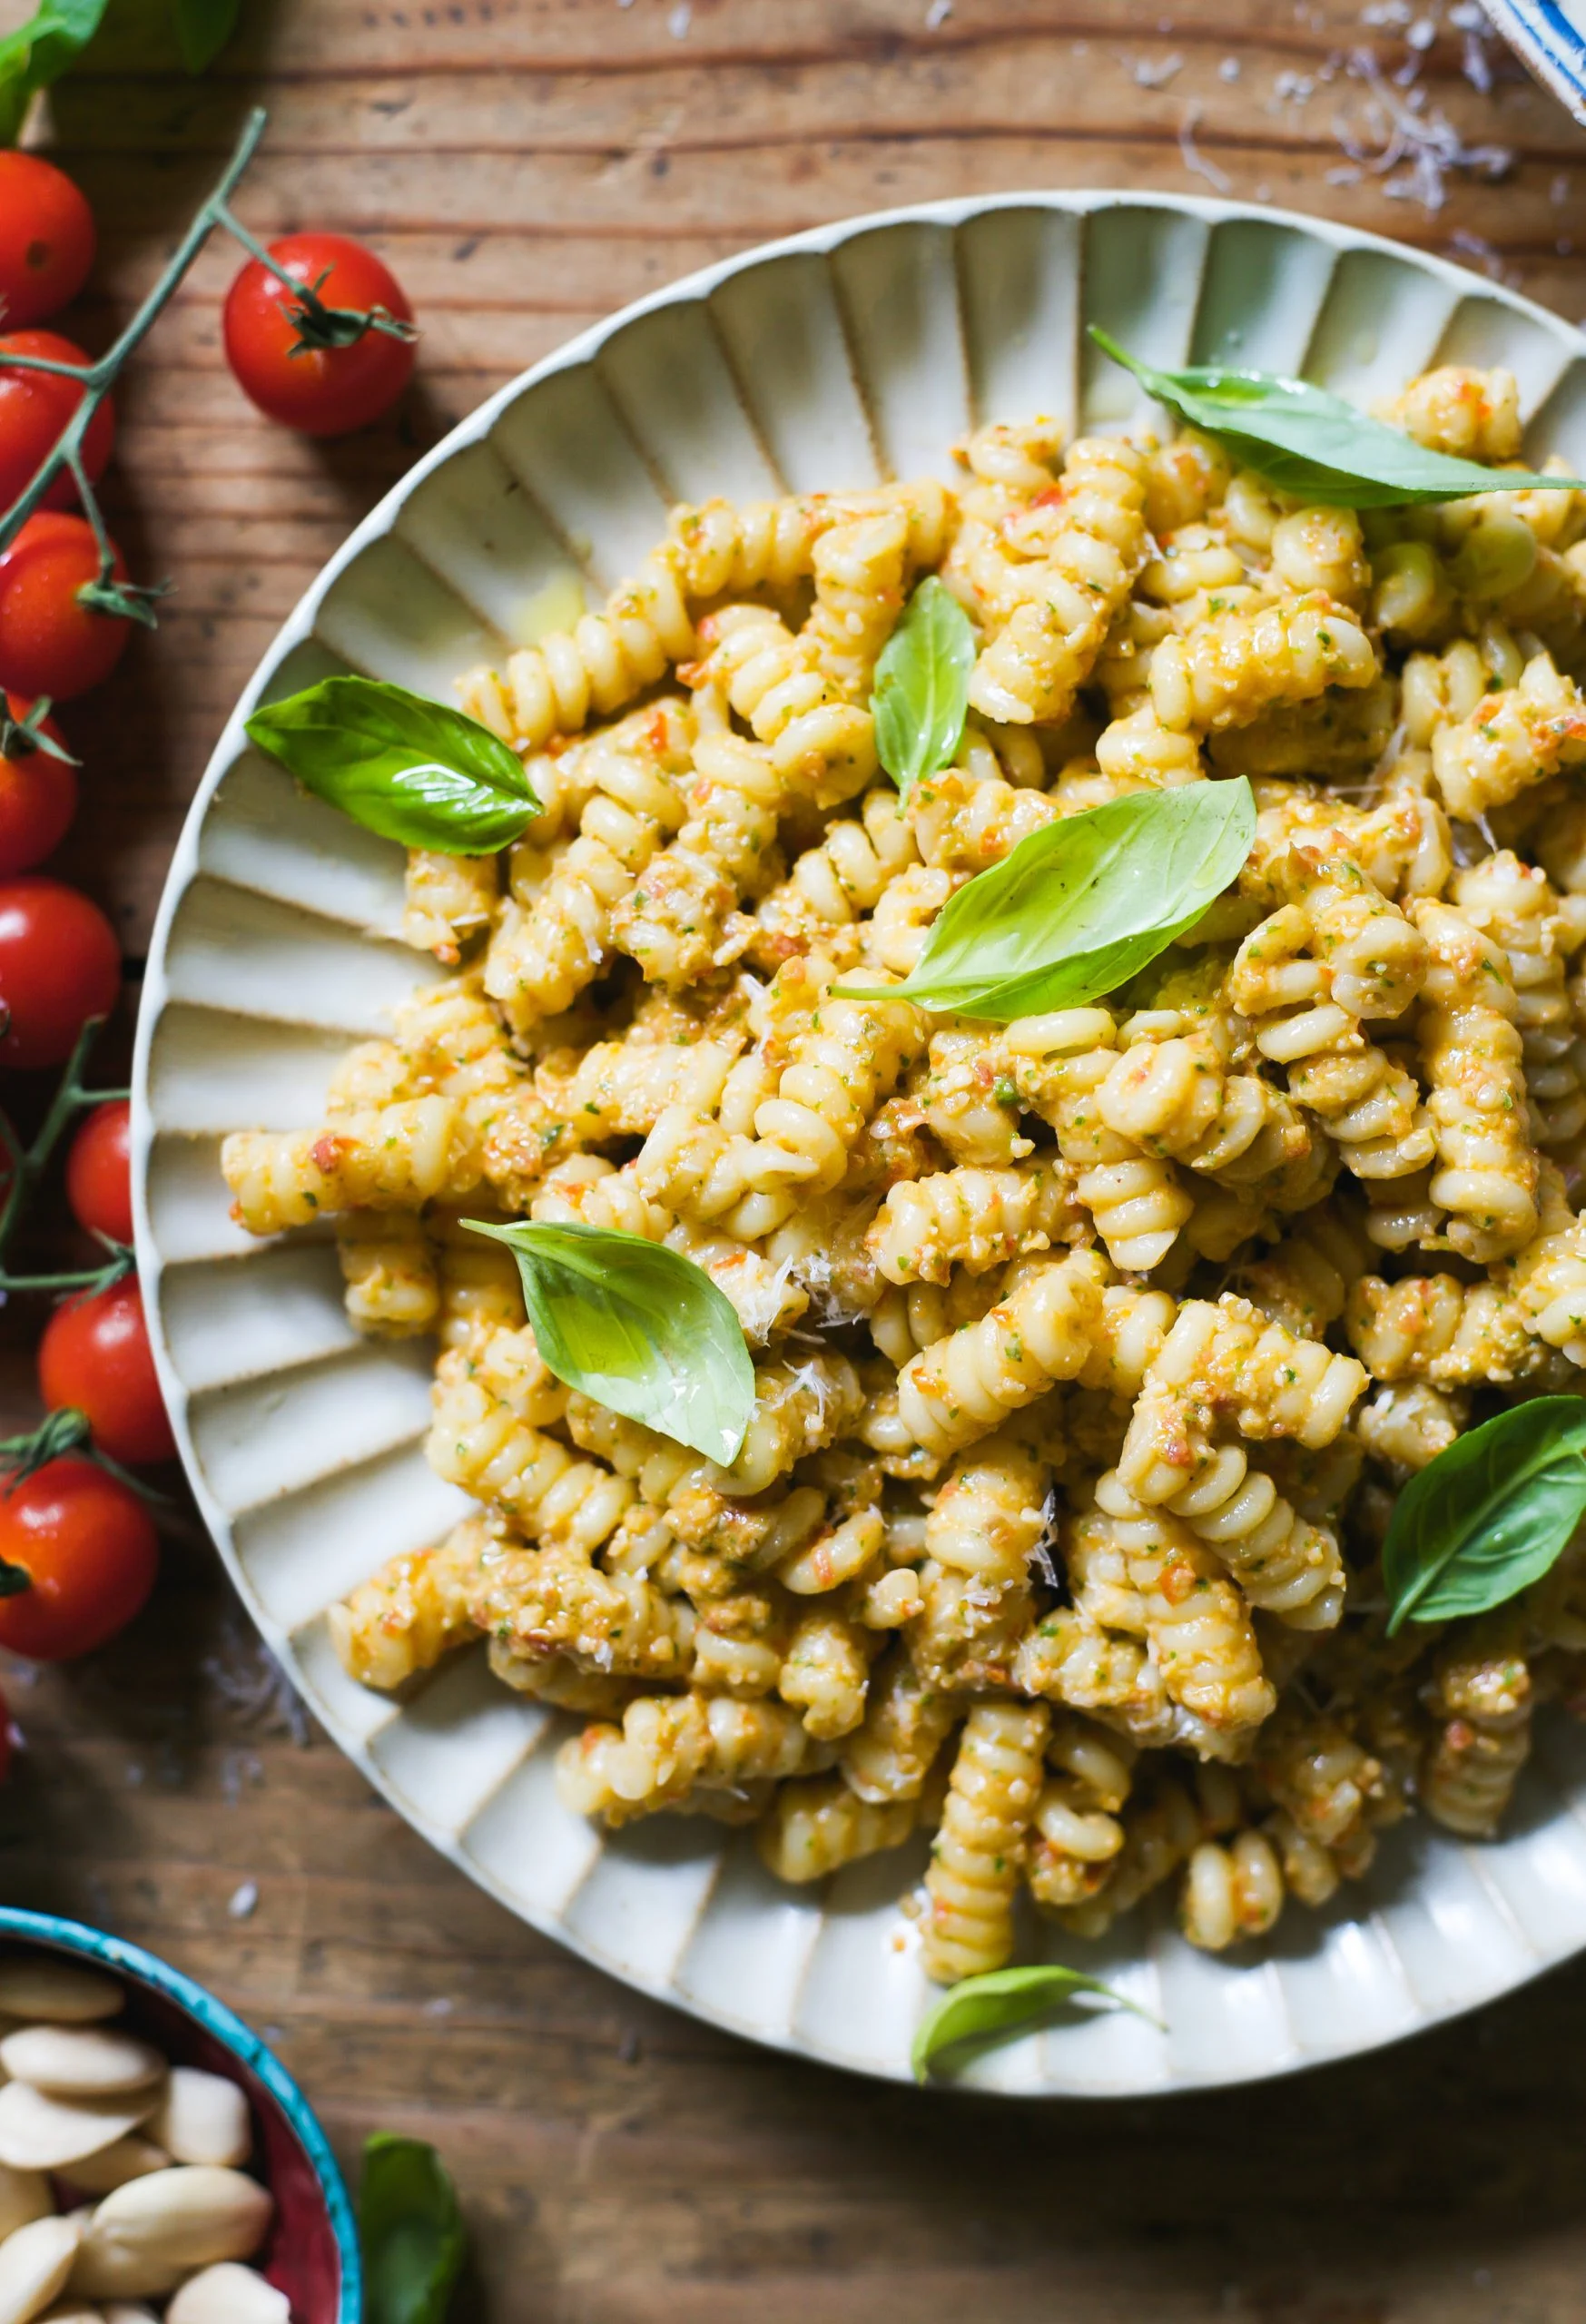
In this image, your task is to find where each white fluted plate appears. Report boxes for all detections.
[133,191,1586,2093]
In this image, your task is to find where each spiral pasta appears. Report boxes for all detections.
[1413,896,1541,1260]
[968,437,1149,726]
[204,359,1586,1984]
[1151,592,1377,735]
[921,1701,1050,1982]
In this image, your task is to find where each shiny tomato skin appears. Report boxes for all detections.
[0,876,119,1069]
[0,513,132,701]
[40,1277,174,1466]
[0,694,75,875]
[65,1098,132,1245]
[0,332,113,514]
[0,156,95,330]
[222,231,415,437]
[0,1456,157,1660]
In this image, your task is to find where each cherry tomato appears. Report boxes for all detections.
[0,1456,157,1660]
[223,231,416,438]
[0,876,119,1069]
[0,512,132,700]
[65,1099,132,1246]
[40,1277,174,1466]
[0,331,114,513]
[0,155,95,331]
[0,694,75,876]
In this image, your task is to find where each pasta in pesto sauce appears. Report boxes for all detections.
[222,360,1586,1981]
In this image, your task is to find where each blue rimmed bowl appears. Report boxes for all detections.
[1483,0,1586,124]
[0,1908,360,2322]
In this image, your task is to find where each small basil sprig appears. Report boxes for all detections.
[360,2132,466,2324]
[1,0,241,138]
[467,1220,754,1466]
[1090,327,1586,509]
[835,777,1254,1020]
[1384,1396,1586,1634]
[872,575,976,804]
[245,675,538,856]
[912,1964,1151,2083]
[0,0,107,142]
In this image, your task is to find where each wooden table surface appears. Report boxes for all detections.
[3,1,1586,2315]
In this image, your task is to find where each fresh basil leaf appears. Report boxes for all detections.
[0,0,109,143]
[172,0,242,72]
[872,574,976,804]
[1090,327,1586,509]
[465,1220,754,1466]
[360,2132,466,2324]
[835,777,1255,1019]
[245,675,537,855]
[912,1963,1152,2083]
[1384,1396,1586,1633]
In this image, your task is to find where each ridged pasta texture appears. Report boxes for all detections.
[223,370,1586,1984]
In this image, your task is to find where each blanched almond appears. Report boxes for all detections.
[145,2073,249,2171]
[0,1971,119,2030]
[68,2168,272,2301]
[54,2144,167,2200]
[0,2215,81,2324]
[0,2168,49,2243]
[0,2086,157,2174]
[167,2264,290,2324]
[36,2306,104,2322]
[0,2034,163,2103]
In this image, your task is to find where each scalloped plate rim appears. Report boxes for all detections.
[132,185,1586,2096]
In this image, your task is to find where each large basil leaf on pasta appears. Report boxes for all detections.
[245,675,538,855]
[1089,328,1586,509]
[465,1220,754,1466]
[360,2132,466,2324]
[872,575,977,803]
[836,776,1255,1019]
[1384,1397,1586,1634]
[911,1964,1149,2083]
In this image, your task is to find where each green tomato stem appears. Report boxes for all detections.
[0,104,271,562]
[0,1016,126,1271]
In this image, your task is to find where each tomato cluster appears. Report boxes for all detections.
[0,159,419,1745]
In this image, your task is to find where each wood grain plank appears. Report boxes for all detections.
[3,3,1586,2315]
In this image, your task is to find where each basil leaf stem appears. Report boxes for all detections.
[1384,1396,1586,1634]
[465,1220,754,1467]
[834,777,1255,1019]
[360,2132,467,2324]
[1090,327,1586,509]
[872,575,977,804]
[912,1964,1154,2083]
[245,675,539,855]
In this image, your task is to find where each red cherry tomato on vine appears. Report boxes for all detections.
[0,876,119,1069]
[0,694,75,876]
[40,1277,174,1466]
[0,513,132,701]
[66,1099,132,1246]
[0,331,114,514]
[222,231,416,438]
[0,155,95,331]
[0,1456,157,1660]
